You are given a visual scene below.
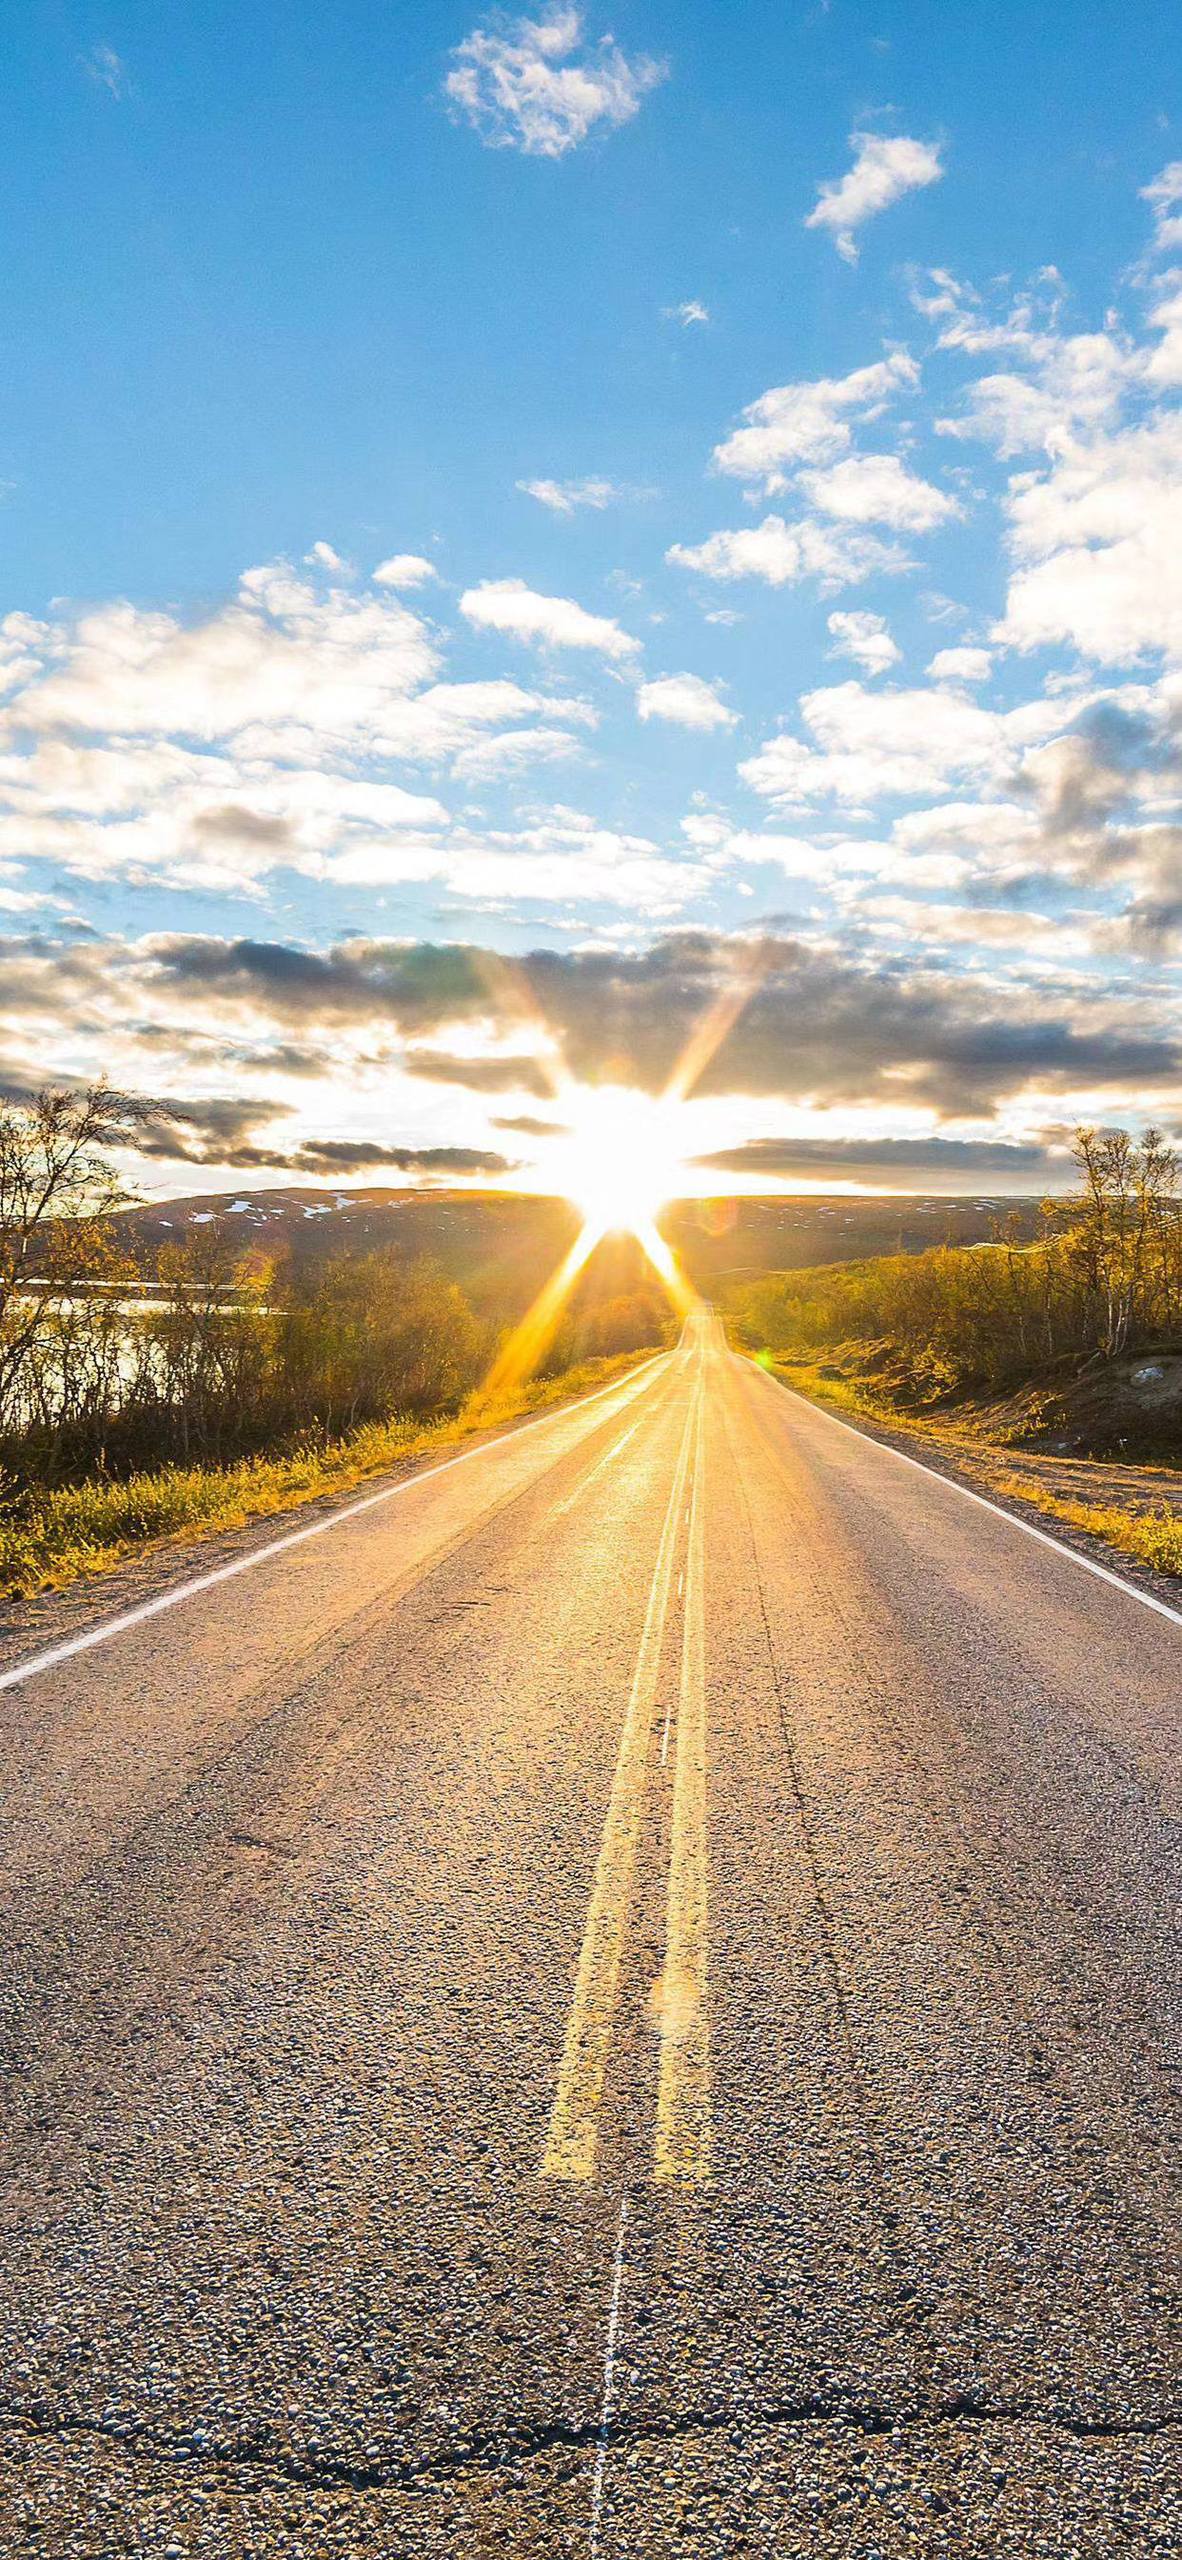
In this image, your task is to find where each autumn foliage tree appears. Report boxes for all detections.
[728,1125,1182,1403]
[0,1083,138,1444]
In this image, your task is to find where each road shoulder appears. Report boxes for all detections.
[753,1357,1182,1622]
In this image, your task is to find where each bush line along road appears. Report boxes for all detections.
[0,1311,1176,2554]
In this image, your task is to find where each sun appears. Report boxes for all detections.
[548,1087,686,1262]
[472,1080,708,1411]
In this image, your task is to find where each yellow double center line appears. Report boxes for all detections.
[654,1384,710,2181]
[542,1376,711,2184]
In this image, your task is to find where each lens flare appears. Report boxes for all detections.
[471,960,765,1407]
[471,1092,694,1409]
[547,1088,686,1248]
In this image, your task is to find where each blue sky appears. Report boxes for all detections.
[1,1,1180,1193]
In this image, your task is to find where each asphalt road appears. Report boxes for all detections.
[0,1312,1177,2555]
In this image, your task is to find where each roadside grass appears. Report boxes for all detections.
[752,1354,892,1425]
[988,1479,1182,1579]
[755,1352,1182,1584]
[0,1348,656,1603]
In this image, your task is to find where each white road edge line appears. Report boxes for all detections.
[589,2193,629,2558]
[751,1356,1182,1634]
[0,1353,671,1697]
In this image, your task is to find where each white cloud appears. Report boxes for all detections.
[713,353,918,493]
[670,300,710,327]
[927,645,992,686]
[805,132,944,264]
[668,514,904,590]
[802,452,960,530]
[451,724,585,778]
[0,747,452,896]
[459,577,640,659]
[827,611,900,675]
[682,815,885,882]
[305,540,346,572]
[0,877,50,913]
[1142,159,1182,257]
[942,323,1131,457]
[1146,286,1182,388]
[0,612,48,698]
[891,800,1037,866]
[741,678,1064,808]
[443,6,666,158]
[635,673,736,730]
[330,808,714,914]
[517,475,619,513]
[372,553,439,588]
[81,42,127,97]
[10,565,439,746]
[997,412,1182,663]
[0,562,607,897]
[352,677,597,763]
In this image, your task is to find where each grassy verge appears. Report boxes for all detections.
[0,1348,657,1604]
[754,1352,1182,1584]
[986,1478,1182,1578]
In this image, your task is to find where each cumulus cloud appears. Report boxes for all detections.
[827,612,900,676]
[940,310,1132,457]
[669,300,710,327]
[1142,159,1182,258]
[927,645,992,686]
[372,554,439,588]
[802,452,960,531]
[0,570,647,911]
[713,354,918,494]
[854,688,1182,941]
[0,564,616,897]
[1012,693,1182,889]
[635,673,737,730]
[5,925,1178,1188]
[997,412,1182,663]
[443,6,666,158]
[805,132,944,264]
[406,1052,555,1100]
[740,677,1065,808]
[119,928,1182,1115]
[323,803,720,914]
[459,577,640,659]
[668,515,903,590]
[1146,286,1182,389]
[8,562,438,746]
[130,1083,516,1177]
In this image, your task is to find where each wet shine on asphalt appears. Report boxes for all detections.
[0,1316,1177,2553]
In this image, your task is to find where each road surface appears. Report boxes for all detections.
[0,1313,1177,2554]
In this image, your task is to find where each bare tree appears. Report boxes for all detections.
[0,1084,137,1438]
